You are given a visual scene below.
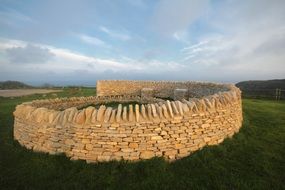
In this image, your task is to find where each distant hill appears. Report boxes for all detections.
[236,79,285,99]
[236,79,285,90]
[0,81,33,89]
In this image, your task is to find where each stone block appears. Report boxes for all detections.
[129,142,138,149]
[140,150,155,159]
[151,136,163,140]
[121,148,134,153]
[85,144,93,151]
[97,155,111,161]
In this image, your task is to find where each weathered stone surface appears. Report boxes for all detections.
[35,108,48,123]
[128,105,134,122]
[97,155,111,161]
[135,104,140,122]
[129,142,138,149]
[141,105,147,119]
[162,104,169,118]
[104,107,112,123]
[97,105,106,122]
[85,106,95,123]
[48,111,59,124]
[182,103,190,113]
[91,109,97,123]
[85,144,93,150]
[140,150,155,159]
[76,110,86,124]
[166,100,174,118]
[171,101,179,115]
[109,110,116,123]
[160,130,167,135]
[122,106,127,121]
[67,107,78,122]
[157,105,164,119]
[116,104,122,122]
[53,111,63,124]
[176,101,184,115]
[151,136,163,140]
[147,104,153,120]
[65,139,75,145]
[151,104,158,118]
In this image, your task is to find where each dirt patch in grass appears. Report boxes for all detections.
[0,89,62,97]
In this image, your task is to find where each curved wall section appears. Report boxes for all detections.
[13,81,242,163]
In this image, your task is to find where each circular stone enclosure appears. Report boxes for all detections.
[13,80,243,163]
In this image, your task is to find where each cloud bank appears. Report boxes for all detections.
[6,44,54,64]
[0,0,284,85]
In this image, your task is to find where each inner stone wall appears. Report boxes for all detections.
[13,81,243,163]
[97,80,229,99]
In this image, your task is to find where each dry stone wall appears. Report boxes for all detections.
[13,81,243,163]
[97,80,229,99]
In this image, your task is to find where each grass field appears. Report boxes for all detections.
[0,88,284,190]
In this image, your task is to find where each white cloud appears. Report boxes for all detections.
[0,38,183,80]
[174,0,285,81]
[99,26,131,41]
[181,35,229,63]
[173,30,189,43]
[181,40,209,52]
[0,38,26,49]
[77,34,110,48]
[180,27,285,79]
[6,44,54,64]
[1,0,285,84]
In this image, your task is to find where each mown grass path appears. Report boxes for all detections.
[0,89,284,190]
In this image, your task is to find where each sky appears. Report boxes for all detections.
[0,0,284,86]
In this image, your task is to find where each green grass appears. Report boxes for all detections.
[0,88,284,190]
